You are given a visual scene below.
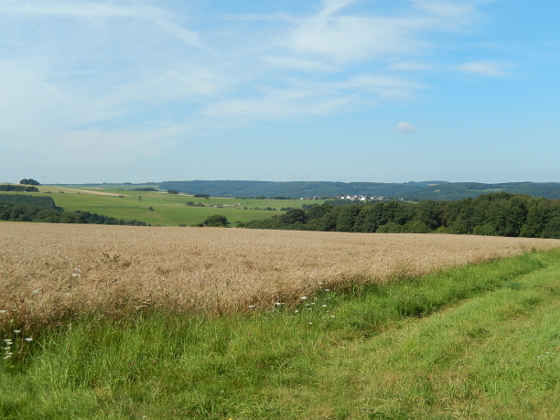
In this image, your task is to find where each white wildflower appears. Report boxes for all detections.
[300,296,307,300]
[24,338,33,342]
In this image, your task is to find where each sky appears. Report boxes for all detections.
[1,0,559,185]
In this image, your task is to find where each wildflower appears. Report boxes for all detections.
[300,296,307,300]
[322,305,327,308]
[275,302,283,306]
[71,273,79,278]
[308,322,313,325]
[24,338,33,342]
[0,310,6,314]
[294,310,299,313]
[324,289,330,292]
[248,305,255,309]
[13,330,20,334]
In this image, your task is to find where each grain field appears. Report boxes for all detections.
[1,223,559,330]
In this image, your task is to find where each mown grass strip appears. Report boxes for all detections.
[1,249,560,419]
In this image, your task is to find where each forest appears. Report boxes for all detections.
[159,180,560,201]
[239,192,560,239]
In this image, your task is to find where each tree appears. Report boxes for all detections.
[200,215,230,227]
[20,178,40,186]
[280,208,306,225]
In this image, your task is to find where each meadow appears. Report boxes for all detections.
[2,223,560,419]
[14,185,322,226]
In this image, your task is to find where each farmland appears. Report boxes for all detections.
[2,223,560,419]
[0,184,323,226]
[2,223,559,330]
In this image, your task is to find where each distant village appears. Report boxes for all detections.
[299,195,403,202]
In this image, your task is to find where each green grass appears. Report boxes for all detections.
[2,250,560,419]
[7,185,322,226]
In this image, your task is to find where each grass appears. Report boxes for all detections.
[5,185,323,226]
[2,249,560,419]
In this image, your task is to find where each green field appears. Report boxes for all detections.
[11,185,323,226]
[2,250,560,419]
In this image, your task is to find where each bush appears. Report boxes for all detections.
[198,215,230,227]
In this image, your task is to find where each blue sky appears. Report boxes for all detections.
[1,0,559,184]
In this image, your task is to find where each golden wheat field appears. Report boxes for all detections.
[1,222,559,329]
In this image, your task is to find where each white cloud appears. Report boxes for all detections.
[321,0,360,15]
[388,61,434,71]
[0,2,207,50]
[409,0,475,19]
[396,122,418,133]
[0,0,499,181]
[456,61,512,77]
[263,56,334,72]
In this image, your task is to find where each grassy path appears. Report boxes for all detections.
[2,250,560,419]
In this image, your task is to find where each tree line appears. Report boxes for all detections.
[0,184,39,192]
[0,195,147,226]
[237,192,560,239]
[0,194,56,209]
[159,180,560,201]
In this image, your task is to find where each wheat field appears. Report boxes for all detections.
[1,222,559,329]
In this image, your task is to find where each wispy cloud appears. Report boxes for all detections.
[0,2,207,50]
[0,0,496,177]
[456,61,512,77]
[396,121,418,133]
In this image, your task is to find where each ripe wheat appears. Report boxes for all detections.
[1,223,558,330]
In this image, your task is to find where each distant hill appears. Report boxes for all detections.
[158,180,560,201]
[159,180,442,199]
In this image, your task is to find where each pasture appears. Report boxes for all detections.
[13,185,323,226]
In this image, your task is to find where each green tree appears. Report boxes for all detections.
[336,203,362,232]
[200,215,230,227]
[280,209,306,225]
[20,178,40,186]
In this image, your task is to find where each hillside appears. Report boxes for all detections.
[159,180,560,200]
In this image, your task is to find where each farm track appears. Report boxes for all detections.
[1,222,559,329]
